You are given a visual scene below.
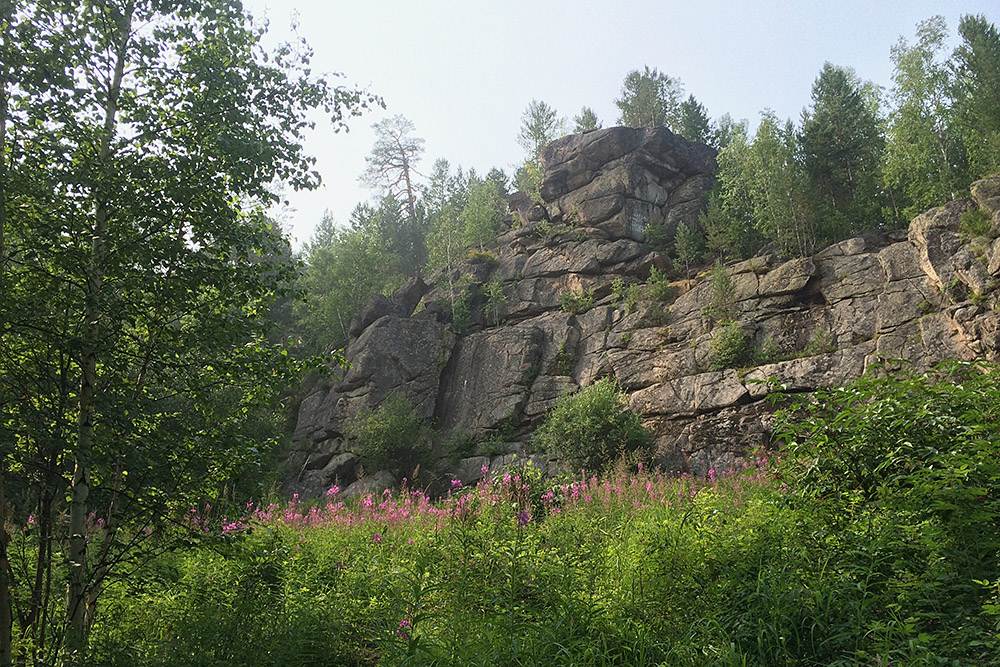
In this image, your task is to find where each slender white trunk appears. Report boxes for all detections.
[65,3,133,659]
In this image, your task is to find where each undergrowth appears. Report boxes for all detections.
[15,363,1000,666]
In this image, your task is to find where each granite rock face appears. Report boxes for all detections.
[539,127,717,242]
[285,133,1000,498]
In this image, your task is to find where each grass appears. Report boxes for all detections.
[14,364,1000,666]
[91,459,789,666]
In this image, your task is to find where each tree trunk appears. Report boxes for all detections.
[0,472,11,667]
[0,3,15,662]
[64,3,133,660]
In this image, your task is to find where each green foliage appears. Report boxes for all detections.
[677,94,714,145]
[960,206,995,237]
[465,248,499,266]
[884,16,968,222]
[296,210,396,353]
[702,132,766,260]
[952,14,1000,180]
[84,365,1000,667]
[643,221,670,251]
[346,394,431,472]
[773,363,1000,660]
[672,221,704,274]
[800,63,886,239]
[361,114,425,223]
[701,263,737,323]
[424,203,464,275]
[553,340,575,376]
[802,327,837,356]
[513,159,544,203]
[645,267,674,304]
[461,178,505,251]
[751,111,816,255]
[533,379,651,470]
[611,278,642,314]
[450,283,473,334]
[572,106,602,133]
[559,287,596,314]
[518,99,564,161]
[615,65,683,129]
[0,0,376,658]
[610,277,627,302]
[482,275,506,326]
[708,321,752,370]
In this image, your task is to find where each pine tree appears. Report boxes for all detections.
[800,63,885,238]
[678,95,714,145]
[573,106,602,133]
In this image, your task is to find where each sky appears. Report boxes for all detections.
[241,0,999,248]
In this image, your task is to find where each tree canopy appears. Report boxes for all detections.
[0,0,376,661]
[616,65,683,129]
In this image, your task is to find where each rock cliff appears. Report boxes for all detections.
[287,126,1000,499]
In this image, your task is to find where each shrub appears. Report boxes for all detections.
[346,394,431,472]
[559,287,595,314]
[959,206,994,238]
[701,262,736,323]
[482,275,506,326]
[708,321,752,370]
[773,363,1000,659]
[465,248,499,266]
[533,378,651,470]
[645,266,674,303]
[802,327,836,356]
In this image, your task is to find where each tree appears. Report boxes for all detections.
[678,95,714,145]
[296,214,393,353]
[952,14,1000,178]
[715,113,745,150]
[361,115,425,221]
[573,106,602,133]
[750,111,815,255]
[800,63,885,238]
[517,99,563,162]
[516,100,563,200]
[615,66,683,129]
[673,221,704,275]
[0,1,374,661]
[701,121,764,260]
[461,178,505,250]
[485,167,511,201]
[885,16,965,221]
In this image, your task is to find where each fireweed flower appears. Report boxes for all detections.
[397,619,410,640]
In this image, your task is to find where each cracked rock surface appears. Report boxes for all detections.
[285,129,1000,498]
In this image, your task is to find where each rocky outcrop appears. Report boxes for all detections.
[539,127,716,242]
[285,125,1000,498]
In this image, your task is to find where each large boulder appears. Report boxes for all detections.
[539,127,716,242]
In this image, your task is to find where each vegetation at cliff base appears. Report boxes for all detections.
[16,364,990,666]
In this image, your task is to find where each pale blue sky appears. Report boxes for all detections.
[242,0,998,247]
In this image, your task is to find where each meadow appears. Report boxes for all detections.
[15,364,1000,666]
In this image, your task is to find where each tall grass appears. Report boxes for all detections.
[18,364,1000,666]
